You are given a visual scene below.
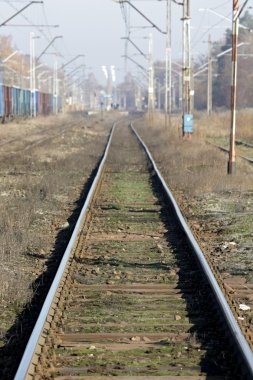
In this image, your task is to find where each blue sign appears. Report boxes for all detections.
[183,114,193,133]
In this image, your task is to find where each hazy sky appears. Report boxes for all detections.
[0,0,251,83]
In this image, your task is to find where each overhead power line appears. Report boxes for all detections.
[0,1,43,27]
[2,0,63,58]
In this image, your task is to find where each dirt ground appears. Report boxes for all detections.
[0,111,119,354]
[135,112,253,346]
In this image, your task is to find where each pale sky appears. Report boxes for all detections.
[0,0,251,83]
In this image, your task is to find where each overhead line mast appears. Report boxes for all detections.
[228,0,249,174]
[207,34,212,116]
[228,0,239,174]
[182,0,191,115]
[172,0,193,136]
[165,0,172,128]
[182,0,193,137]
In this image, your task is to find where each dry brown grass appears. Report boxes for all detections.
[135,111,253,196]
[0,112,115,338]
[194,109,253,142]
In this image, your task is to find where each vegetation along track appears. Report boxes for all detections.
[14,120,253,380]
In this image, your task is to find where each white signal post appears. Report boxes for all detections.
[165,0,172,128]
[228,0,249,174]
[30,32,40,117]
[228,0,239,174]
[207,34,212,116]
[148,34,155,124]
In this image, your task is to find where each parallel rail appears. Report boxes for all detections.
[13,119,253,379]
[131,122,253,378]
[14,122,117,380]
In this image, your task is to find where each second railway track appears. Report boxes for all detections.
[14,119,253,379]
[208,139,253,165]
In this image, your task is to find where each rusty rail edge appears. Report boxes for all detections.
[131,122,253,378]
[14,122,117,380]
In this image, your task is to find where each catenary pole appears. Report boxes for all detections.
[30,32,39,117]
[30,32,33,117]
[54,58,58,115]
[124,2,131,75]
[168,0,172,114]
[186,0,191,114]
[182,1,186,117]
[165,0,172,128]
[207,34,213,116]
[182,0,191,136]
[33,34,36,117]
[228,0,239,174]
[148,33,154,124]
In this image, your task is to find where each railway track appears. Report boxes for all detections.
[13,120,253,379]
[208,141,253,165]
[0,115,89,155]
[236,140,253,149]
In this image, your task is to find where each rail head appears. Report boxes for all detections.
[130,122,253,378]
[14,121,118,380]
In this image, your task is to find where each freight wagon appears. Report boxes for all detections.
[0,83,61,120]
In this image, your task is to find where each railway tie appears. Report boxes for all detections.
[14,120,253,379]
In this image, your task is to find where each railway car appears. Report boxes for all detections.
[3,85,12,117]
[38,92,43,115]
[19,89,30,116]
[24,89,31,115]
[57,95,62,112]
[12,87,20,115]
[50,94,54,113]
[39,92,51,115]
[35,90,39,115]
[0,83,61,120]
[0,84,4,117]
[43,93,51,115]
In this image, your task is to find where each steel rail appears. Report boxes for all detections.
[14,121,118,380]
[131,122,253,378]
[208,141,253,164]
[236,139,253,149]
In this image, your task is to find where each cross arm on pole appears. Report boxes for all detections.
[199,8,252,32]
[37,36,63,61]
[0,1,43,27]
[61,55,85,70]
[172,0,183,6]
[4,24,59,27]
[65,64,85,78]
[237,0,250,19]
[122,54,147,75]
[121,37,147,59]
[116,0,166,34]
